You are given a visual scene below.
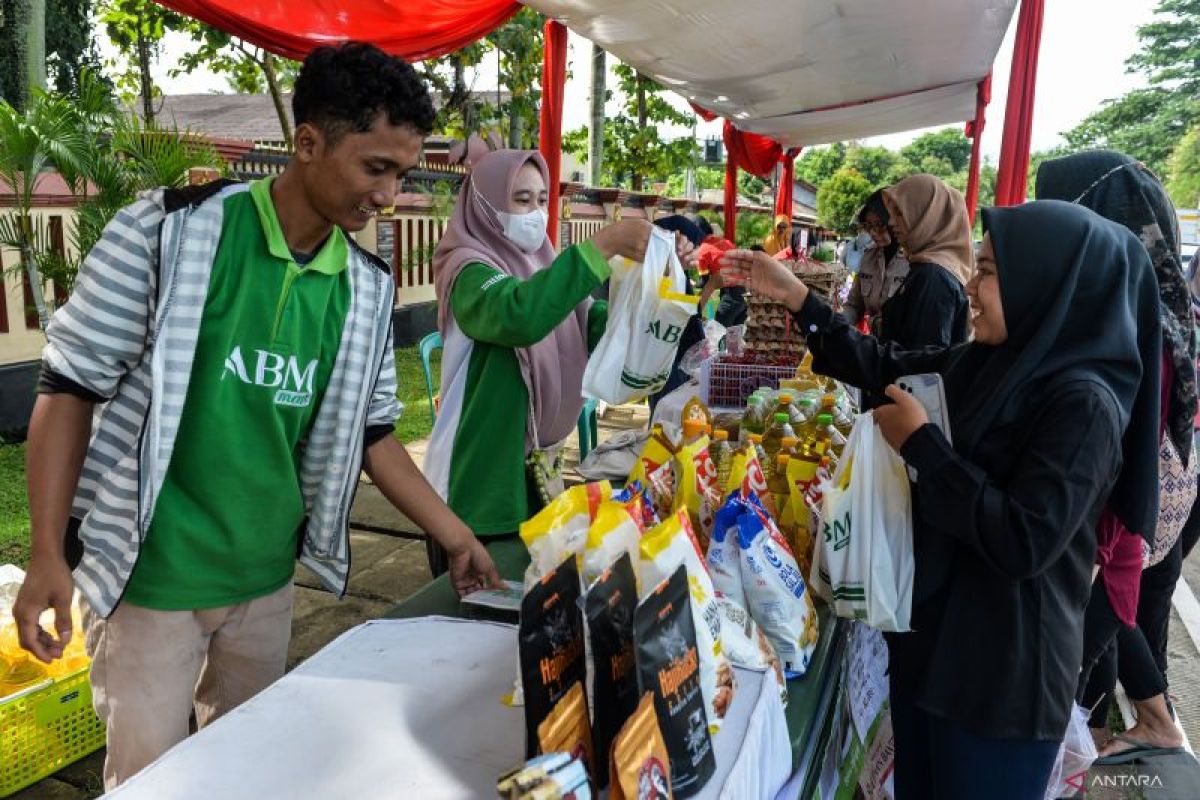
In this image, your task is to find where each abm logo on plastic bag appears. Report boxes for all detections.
[824,512,852,552]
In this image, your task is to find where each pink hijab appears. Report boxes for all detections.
[433,149,591,450]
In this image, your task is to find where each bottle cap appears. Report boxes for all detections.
[782,437,799,447]
[749,434,763,444]
[817,413,834,425]
[714,429,729,441]
[683,420,706,439]
[774,413,789,423]
[778,393,794,403]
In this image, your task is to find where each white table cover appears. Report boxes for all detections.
[107,617,790,799]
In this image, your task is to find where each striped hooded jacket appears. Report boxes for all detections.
[40,181,402,617]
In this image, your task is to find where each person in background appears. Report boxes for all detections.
[1038,151,1198,763]
[843,189,911,336]
[13,43,503,790]
[876,174,972,350]
[842,229,873,274]
[762,213,791,256]
[722,199,1162,799]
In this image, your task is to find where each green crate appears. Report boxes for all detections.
[0,667,104,796]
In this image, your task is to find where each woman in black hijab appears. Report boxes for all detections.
[721,200,1162,799]
[1038,151,1198,761]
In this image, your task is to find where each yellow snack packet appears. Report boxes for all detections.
[520,481,611,581]
[629,426,678,489]
[582,501,642,589]
[724,443,776,519]
[672,434,720,550]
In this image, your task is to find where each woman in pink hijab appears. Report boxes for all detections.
[423,150,657,575]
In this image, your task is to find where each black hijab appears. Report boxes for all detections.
[946,201,1162,542]
[653,214,705,247]
[1036,150,1197,466]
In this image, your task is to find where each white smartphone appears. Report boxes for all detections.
[896,373,951,445]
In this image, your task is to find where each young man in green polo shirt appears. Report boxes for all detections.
[14,43,501,789]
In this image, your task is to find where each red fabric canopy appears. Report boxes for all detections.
[539,20,568,246]
[964,74,991,222]
[721,120,785,239]
[994,0,1045,206]
[724,120,783,180]
[154,0,521,61]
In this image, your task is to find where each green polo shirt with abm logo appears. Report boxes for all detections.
[124,178,352,610]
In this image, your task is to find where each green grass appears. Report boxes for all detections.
[0,347,438,569]
[0,444,30,567]
[394,345,441,444]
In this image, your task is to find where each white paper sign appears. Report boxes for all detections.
[846,622,889,741]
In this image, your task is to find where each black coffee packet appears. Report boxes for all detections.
[634,565,716,799]
[519,555,588,759]
[584,553,640,787]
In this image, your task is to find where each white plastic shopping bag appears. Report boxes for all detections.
[583,228,697,404]
[1044,703,1098,800]
[814,412,914,632]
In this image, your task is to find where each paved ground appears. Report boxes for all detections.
[17,402,1200,798]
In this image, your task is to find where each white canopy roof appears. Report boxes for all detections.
[523,0,1019,147]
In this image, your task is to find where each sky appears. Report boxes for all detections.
[141,0,1160,163]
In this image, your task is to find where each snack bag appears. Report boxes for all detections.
[680,396,713,431]
[520,481,611,588]
[639,511,733,733]
[715,597,786,706]
[582,502,642,589]
[628,425,679,489]
[646,460,678,521]
[609,693,673,800]
[672,433,721,551]
[707,495,747,608]
[724,443,776,519]
[613,480,659,531]
[584,553,640,787]
[520,557,589,758]
[633,566,716,798]
[737,502,818,676]
[537,680,595,780]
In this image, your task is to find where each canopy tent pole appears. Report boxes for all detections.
[994,0,1044,206]
[964,74,992,222]
[539,19,568,246]
[724,158,739,242]
[774,148,802,225]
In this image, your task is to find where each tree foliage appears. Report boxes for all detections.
[1168,126,1200,208]
[563,62,697,190]
[172,25,299,146]
[1064,0,1200,178]
[99,0,193,121]
[412,8,545,149]
[0,71,222,327]
[796,142,847,187]
[816,168,873,233]
[486,8,545,149]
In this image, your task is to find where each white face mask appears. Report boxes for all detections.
[496,207,549,253]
